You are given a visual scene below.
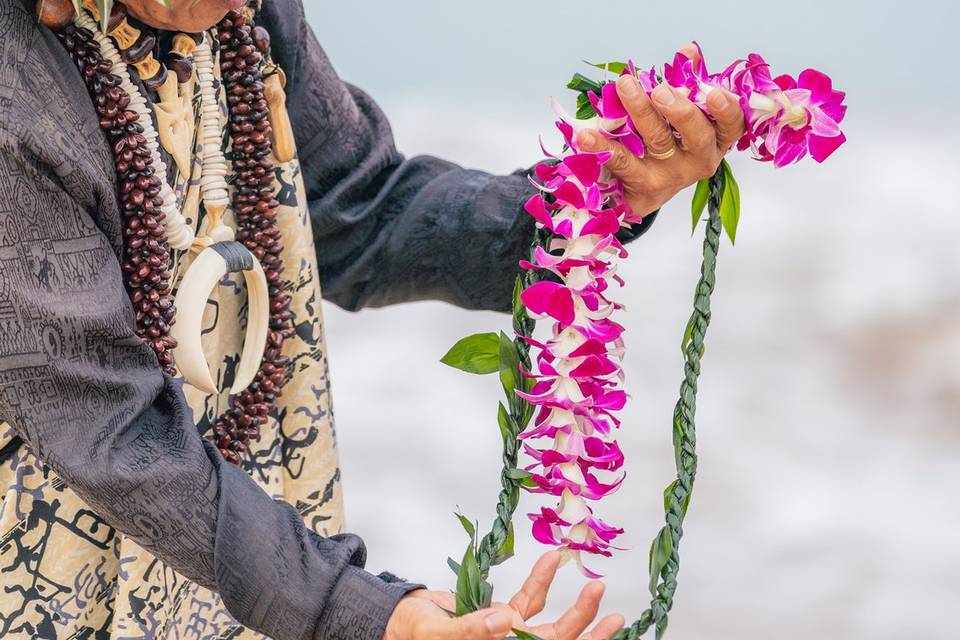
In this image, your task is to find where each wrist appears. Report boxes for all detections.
[315,566,422,640]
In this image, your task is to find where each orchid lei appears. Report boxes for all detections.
[442,44,846,639]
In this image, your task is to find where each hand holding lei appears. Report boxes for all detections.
[442,43,846,640]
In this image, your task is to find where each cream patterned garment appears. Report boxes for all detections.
[0,30,344,639]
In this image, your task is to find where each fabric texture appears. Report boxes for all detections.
[0,0,656,638]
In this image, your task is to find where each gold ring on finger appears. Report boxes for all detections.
[647,146,677,161]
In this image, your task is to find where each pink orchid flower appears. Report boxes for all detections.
[735,54,847,166]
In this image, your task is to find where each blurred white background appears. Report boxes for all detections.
[306,1,960,638]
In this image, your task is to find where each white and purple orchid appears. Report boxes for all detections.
[519,130,638,575]
[516,47,845,576]
[733,54,848,167]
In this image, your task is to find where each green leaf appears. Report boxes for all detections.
[70,0,83,18]
[441,332,500,375]
[511,630,547,640]
[663,480,677,512]
[455,512,476,539]
[494,522,516,564]
[505,468,531,481]
[455,540,479,615]
[726,160,741,218]
[519,475,538,489]
[498,331,520,396]
[447,557,461,577]
[511,276,525,317]
[497,402,512,443]
[96,0,112,32]
[662,481,692,517]
[584,60,630,74]
[575,93,597,120]
[690,178,710,234]
[479,577,494,609]
[680,316,695,353]
[719,159,741,245]
[566,72,603,95]
[648,526,673,596]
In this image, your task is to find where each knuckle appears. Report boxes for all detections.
[609,149,632,172]
[627,94,657,119]
[717,117,743,141]
[648,130,675,152]
[510,592,528,613]
[684,130,713,152]
[457,616,480,640]
[674,101,699,124]
[530,595,547,615]
[645,174,668,193]
[695,159,717,181]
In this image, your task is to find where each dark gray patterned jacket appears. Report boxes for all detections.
[0,0,654,638]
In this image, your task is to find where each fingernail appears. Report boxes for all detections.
[653,84,676,107]
[485,612,511,635]
[577,129,596,148]
[617,74,639,98]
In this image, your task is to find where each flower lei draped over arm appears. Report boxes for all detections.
[442,43,846,640]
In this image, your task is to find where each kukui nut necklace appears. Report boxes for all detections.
[42,2,293,465]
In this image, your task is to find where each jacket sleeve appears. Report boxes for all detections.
[262,1,656,314]
[0,130,418,640]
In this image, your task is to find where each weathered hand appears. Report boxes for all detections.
[383,552,624,640]
[576,44,746,218]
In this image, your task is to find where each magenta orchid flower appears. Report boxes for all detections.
[662,42,742,116]
[517,46,845,576]
[734,54,848,166]
[520,141,634,575]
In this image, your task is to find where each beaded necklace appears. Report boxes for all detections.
[45,4,293,464]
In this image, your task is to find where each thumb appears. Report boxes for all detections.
[421,609,513,640]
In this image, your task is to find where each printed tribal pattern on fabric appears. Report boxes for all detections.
[0,3,345,638]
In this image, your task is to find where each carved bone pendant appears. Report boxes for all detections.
[154,72,196,179]
[263,64,296,163]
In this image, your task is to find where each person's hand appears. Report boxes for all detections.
[576,44,746,218]
[383,551,624,640]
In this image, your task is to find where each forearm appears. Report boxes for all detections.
[3,328,416,640]
[0,130,417,640]
[311,150,537,312]
[272,8,657,313]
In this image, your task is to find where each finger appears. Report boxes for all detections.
[421,608,513,640]
[425,591,456,611]
[707,89,746,152]
[650,84,715,154]
[579,614,626,640]
[576,130,640,177]
[678,42,700,66]
[614,75,675,157]
[529,581,604,640]
[509,550,562,620]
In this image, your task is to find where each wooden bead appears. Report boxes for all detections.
[121,31,156,64]
[36,0,75,31]
[172,32,201,57]
[109,17,141,50]
[252,26,271,52]
[165,52,194,84]
[136,54,166,90]
[106,3,127,32]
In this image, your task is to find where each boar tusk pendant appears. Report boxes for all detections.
[170,241,269,396]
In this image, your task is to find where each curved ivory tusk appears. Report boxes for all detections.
[171,241,269,396]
